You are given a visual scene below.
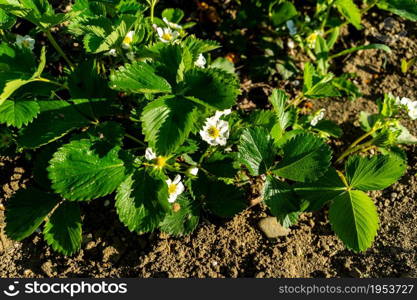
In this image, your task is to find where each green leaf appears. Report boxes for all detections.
[0,46,46,105]
[303,62,314,92]
[110,61,172,94]
[68,59,116,100]
[193,173,246,217]
[18,100,90,149]
[141,95,197,156]
[315,35,329,73]
[334,0,362,29]
[182,68,240,110]
[274,133,332,182]
[162,8,184,23]
[294,168,346,211]
[238,127,275,176]
[305,78,341,98]
[203,152,237,179]
[159,194,200,236]
[345,154,407,191]
[5,187,59,240]
[182,36,220,61]
[377,0,417,21]
[0,99,40,128]
[115,169,168,233]
[329,190,379,252]
[48,139,127,201]
[270,1,298,26]
[153,44,192,85]
[263,175,299,225]
[0,7,16,29]
[314,119,343,138]
[330,43,391,60]
[269,89,293,140]
[210,57,235,74]
[43,202,82,256]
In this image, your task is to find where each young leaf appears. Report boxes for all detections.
[345,154,407,191]
[48,139,127,201]
[0,99,40,128]
[329,190,379,252]
[262,175,299,226]
[182,68,240,110]
[334,0,362,29]
[141,95,197,156]
[5,188,59,240]
[377,0,417,21]
[115,170,168,233]
[43,202,82,256]
[193,173,246,217]
[159,194,200,236]
[110,61,172,94]
[238,127,275,176]
[18,100,90,149]
[274,133,332,182]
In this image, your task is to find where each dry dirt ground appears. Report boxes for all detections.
[0,12,416,278]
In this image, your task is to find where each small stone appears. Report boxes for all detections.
[390,192,398,199]
[258,217,290,238]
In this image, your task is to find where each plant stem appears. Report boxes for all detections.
[286,93,304,109]
[125,133,146,146]
[36,77,68,90]
[45,30,75,70]
[150,0,158,23]
[336,139,374,164]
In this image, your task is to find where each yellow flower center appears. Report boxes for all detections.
[155,156,168,168]
[22,40,31,47]
[161,33,173,41]
[168,183,177,194]
[208,126,220,138]
[123,36,133,45]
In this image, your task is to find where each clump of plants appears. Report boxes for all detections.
[0,0,416,256]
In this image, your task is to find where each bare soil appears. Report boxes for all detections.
[0,10,416,278]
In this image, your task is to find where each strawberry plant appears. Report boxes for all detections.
[0,0,415,256]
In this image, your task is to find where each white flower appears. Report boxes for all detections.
[16,35,35,51]
[394,95,411,106]
[166,175,184,203]
[287,39,295,49]
[187,167,199,176]
[163,17,182,30]
[310,109,325,126]
[200,112,230,146]
[213,109,232,120]
[195,53,206,68]
[156,26,179,43]
[407,101,417,120]
[122,31,135,49]
[145,148,157,160]
[104,49,117,57]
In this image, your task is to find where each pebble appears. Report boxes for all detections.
[258,217,290,239]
